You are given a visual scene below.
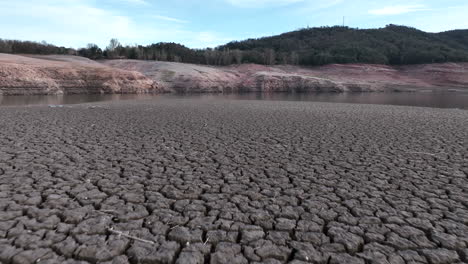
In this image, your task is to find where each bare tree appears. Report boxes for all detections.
[290,51,299,65]
[265,49,276,65]
[107,38,120,51]
[0,39,13,53]
[106,38,121,58]
[233,49,243,64]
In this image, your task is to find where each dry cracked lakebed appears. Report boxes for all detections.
[0,98,467,264]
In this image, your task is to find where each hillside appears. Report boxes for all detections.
[104,60,468,93]
[2,25,468,67]
[81,26,468,67]
[1,53,467,96]
[220,25,468,66]
[0,54,163,95]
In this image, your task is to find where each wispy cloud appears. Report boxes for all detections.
[190,32,233,48]
[404,4,468,32]
[369,4,428,15]
[293,0,343,14]
[224,0,304,8]
[0,0,231,48]
[153,15,188,23]
[120,0,149,5]
[0,0,133,45]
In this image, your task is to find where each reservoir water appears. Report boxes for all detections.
[1,92,467,109]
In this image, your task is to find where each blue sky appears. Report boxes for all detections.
[1,0,467,49]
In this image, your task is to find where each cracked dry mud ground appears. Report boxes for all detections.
[0,99,467,264]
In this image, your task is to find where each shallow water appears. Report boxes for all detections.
[1,92,467,109]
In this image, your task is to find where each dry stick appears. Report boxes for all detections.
[108,228,156,245]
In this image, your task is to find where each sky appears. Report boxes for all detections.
[1,0,467,49]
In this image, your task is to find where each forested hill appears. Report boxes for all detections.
[1,25,468,66]
[219,25,468,65]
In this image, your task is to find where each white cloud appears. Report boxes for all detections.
[225,0,304,8]
[153,15,188,23]
[293,0,343,15]
[120,0,149,5]
[0,0,133,40]
[0,0,231,48]
[369,4,428,15]
[405,5,468,32]
[189,32,232,48]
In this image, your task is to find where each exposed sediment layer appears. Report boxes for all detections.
[104,60,468,93]
[0,54,163,95]
[2,53,468,95]
[0,99,467,263]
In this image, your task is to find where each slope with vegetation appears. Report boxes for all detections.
[220,25,468,65]
[2,25,468,67]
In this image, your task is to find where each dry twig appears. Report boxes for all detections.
[108,227,156,245]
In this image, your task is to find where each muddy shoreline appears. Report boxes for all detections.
[2,54,468,96]
[0,99,467,263]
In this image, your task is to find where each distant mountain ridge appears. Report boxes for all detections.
[1,25,468,66]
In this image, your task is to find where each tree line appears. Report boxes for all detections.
[0,39,75,55]
[2,25,468,66]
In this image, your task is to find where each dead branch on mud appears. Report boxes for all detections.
[108,227,156,245]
